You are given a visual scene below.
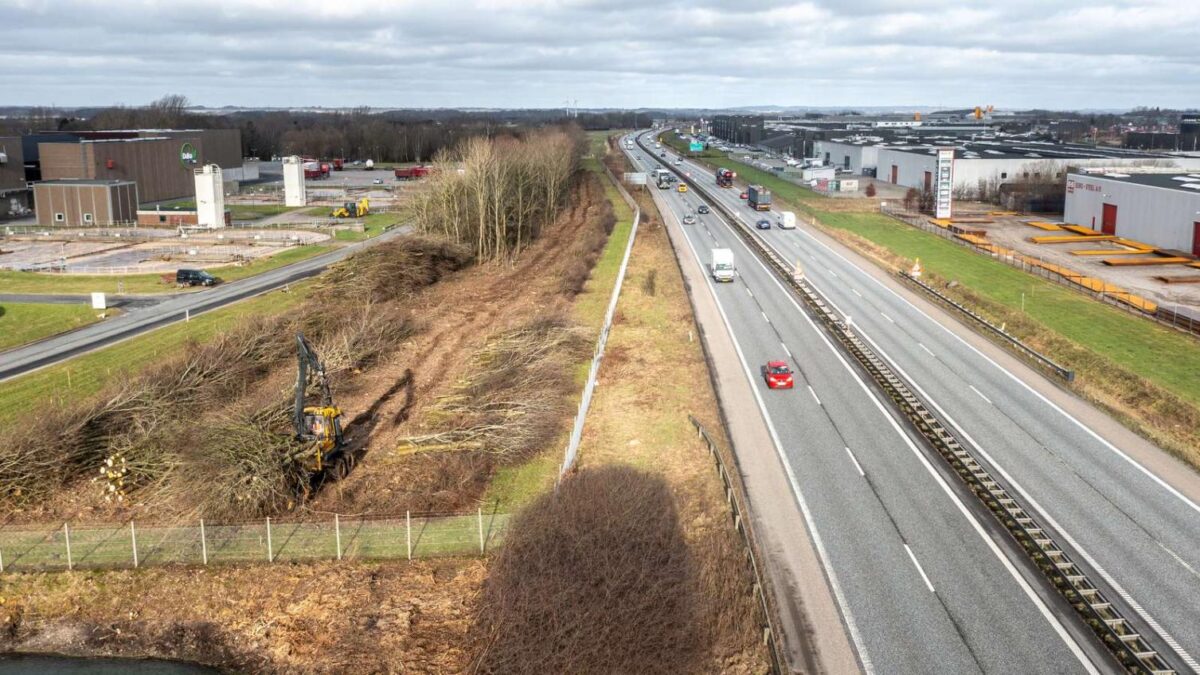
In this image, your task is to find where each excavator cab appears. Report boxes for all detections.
[293,333,345,472]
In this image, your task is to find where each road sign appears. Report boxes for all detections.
[689,141,704,152]
[935,148,954,219]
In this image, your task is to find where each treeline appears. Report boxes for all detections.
[1,95,654,163]
[411,127,584,262]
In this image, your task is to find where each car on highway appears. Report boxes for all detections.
[175,268,219,287]
[755,219,771,229]
[660,152,666,157]
[697,205,710,214]
[677,183,688,193]
[675,158,682,164]
[682,214,696,225]
[739,191,748,200]
[762,361,794,389]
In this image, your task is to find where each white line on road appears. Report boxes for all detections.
[829,269,838,278]
[746,287,754,298]
[969,385,992,405]
[919,343,935,357]
[807,385,822,406]
[881,312,895,324]
[905,544,936,592]
[761,311,770,323]
[852,288,862,297]
[845,446,865,477]
[781,342,793,359]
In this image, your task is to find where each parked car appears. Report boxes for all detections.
[372,178,383,184]
[682,214,696,225]
[697,205,710,214]
[763,361,794,389]
[176,268,218,287]
[755,219,771,230]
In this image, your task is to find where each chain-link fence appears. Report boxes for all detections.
[0,510,509,573]
[880,204,1200,338]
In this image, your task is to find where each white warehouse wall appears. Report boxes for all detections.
[1063,174,1200,253]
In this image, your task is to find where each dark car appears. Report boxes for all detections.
[755,219,771,230]
[698,205,710,214]
[176,268,218,287]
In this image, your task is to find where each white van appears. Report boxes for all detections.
[711,248,735,282]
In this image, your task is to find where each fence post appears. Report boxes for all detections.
[63,523,73,570]
[130,520,139,568]
[335,514,342,560]
[406,511,412,560]
[0,546,4,573]
[266,517,273,563]
[478,507,485,554]
[200,519,208,565]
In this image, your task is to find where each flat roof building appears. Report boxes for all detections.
[0,136,31,219]
[1064,171,1200,256]
[38,137,193,203]
[33,179,138,227]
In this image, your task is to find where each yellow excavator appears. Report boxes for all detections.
[331,197,369,218]
[292,333,346,473]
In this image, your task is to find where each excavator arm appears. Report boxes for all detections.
[293,333,345,471]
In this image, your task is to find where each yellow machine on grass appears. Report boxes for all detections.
[293,333,347,474]
[331,197,370,218]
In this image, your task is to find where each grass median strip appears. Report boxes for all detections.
[0,303,107,351]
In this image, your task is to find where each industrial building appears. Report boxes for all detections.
[0,136,30,219]
[813,136,1200,198]
[711,115,766,146]
[33,179,138,227]
[1063,172,1200,256]
[38,137,197,203]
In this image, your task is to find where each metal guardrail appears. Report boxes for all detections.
[557,155,641,483]
[689,416,784,675]
[898,270,1075,382]
[638,133,1181,674]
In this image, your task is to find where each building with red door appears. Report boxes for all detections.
[1064,171,1200,256]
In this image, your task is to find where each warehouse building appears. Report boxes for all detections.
[1063,172,1200,256]
[0,136,31,219]
[33,179,138,227]
[38,137,195,203]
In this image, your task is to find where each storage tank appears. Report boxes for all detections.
[194,164,225,228]
[283,156,307,206]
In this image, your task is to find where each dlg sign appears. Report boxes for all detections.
[935,148,954,219]
[179,142,198,168]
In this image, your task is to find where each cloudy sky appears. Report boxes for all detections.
[5,0,1198,110]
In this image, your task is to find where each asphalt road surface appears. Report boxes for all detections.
[628,132,1200,673]
[0,227,408,382]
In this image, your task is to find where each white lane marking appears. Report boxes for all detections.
[746,287,754,298]
[969,385,992,405]
[852,288,863,298]
[905,544,936,593]
[881,312,895,324]
[794,226,1200,520]
[703,204,1100,673]
[808,385,822,406]
[919,343,935,357]
[829,269,838,278]
[848,318,1198,670]
[665,205,875,674]
[761,311,770,323]
[845,446,866,477]
[782,342,793,359]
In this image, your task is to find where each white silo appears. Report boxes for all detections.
[283,155,307,206]
[194,164,225,228]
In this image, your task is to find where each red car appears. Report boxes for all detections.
[763,361,794,389]
[739,191,749,200]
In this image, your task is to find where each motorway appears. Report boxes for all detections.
[0,226,408,382]
[626,133,1200,673]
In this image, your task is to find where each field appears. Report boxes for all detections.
[0,303,106,351]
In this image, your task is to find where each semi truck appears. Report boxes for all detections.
[715,167,735,188]
[711,248,735,282]
[747,184,771,211]
[394,165,431,180]
[653,168,673,189]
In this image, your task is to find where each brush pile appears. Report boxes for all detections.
[0,236,471,517]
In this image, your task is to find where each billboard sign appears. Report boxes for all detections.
[179,142,198,168]
[935,148,954,219]
[689,141,704,152]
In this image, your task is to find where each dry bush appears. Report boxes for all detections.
[641,268,658,296]
[556,174,616,296]
[470,465,701,674]
[1,237,473,514]
[399,316,588,460]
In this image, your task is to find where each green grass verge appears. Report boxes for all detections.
[0,245,333,295]
[0,284,312,423]
[657,131,725,158]
[333,211,405,242]
[0,303,106,351]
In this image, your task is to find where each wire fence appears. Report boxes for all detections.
[0,509,509,573]
[880,204,1200,338]
[557,153,641,482]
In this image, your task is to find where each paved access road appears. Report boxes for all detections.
[629,133,1200,673]
[0,227,408,382]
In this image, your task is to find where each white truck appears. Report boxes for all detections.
[778,211,797,229]
[711,248,735,283]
